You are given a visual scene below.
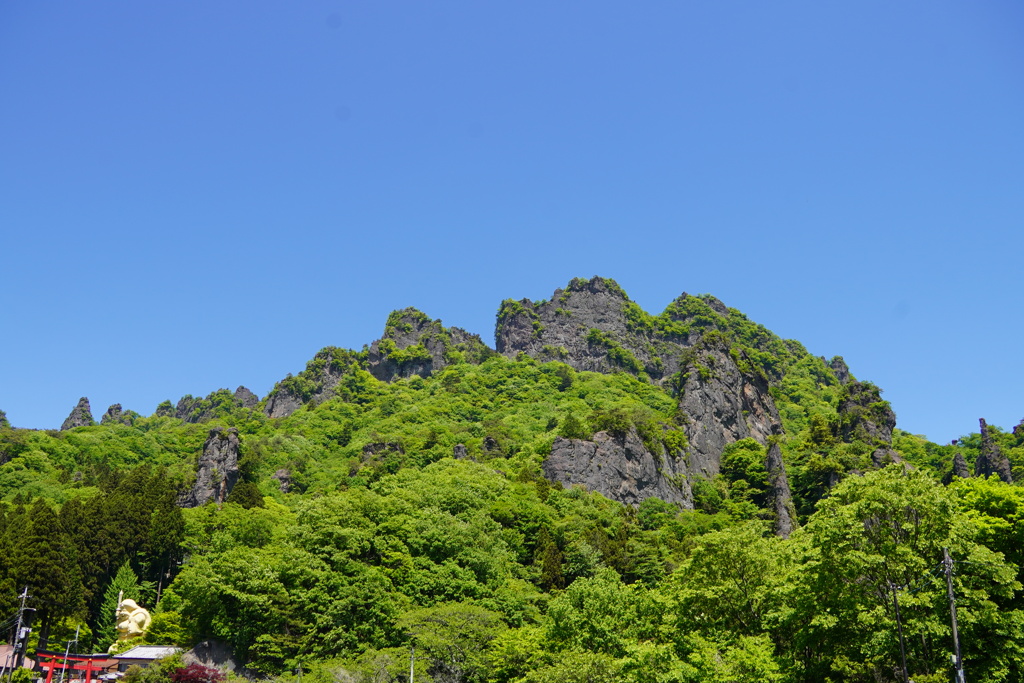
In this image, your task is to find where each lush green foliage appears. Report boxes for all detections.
[3,289,1024,682]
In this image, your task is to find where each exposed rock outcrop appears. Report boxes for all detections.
[828,356,853,384]
[61,397,95,430]
[495,277,694,378]
[764,426,796,538]
[367,308,492,382]
[100,404,137,426]
[942,450,971,485]
[180,427,241,507]
[234,386,259,409]
[185,640,239,674]
[544,427,692,508]
[975,418,1013,483]
[361,441,404,460]
[675,338,781,478]
[272,469,292,493]
[497,278,783,478]
[263,388,304,419]
[263,347,364,418]
[176,387,261,423]
[265,311,493,419]
[837,381,900,466]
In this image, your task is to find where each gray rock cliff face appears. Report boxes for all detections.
[180,427,241,508]
[764,429,797,538]
[976,418,1013,483]
[61,397,96,430]
[827,356,853,384]
[367,308,492,382]
[263,388,306,419]
[837,381,900,467]
[101,404,124,425]
[499,277,787,489]
[943,451,971,485]
[675,339,781,478]
[234,386,259,409]
[544,427,692,508]
[495,277,683,378]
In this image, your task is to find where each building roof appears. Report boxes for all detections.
[113,646,180,660]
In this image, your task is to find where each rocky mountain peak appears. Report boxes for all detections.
[264,310,493,419]
[975,418,1013,483]
[828,356,853,384]
[367,307,492,382]
[264,346,363,418]
[494,276,668,376]
[837,381,900,466]
[234,386,259,408]
[101,404,137,426]
[61,397,96,430]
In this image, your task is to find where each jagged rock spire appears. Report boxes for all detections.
[180,427,241,507]
[234,386,259,408]
[975,418,1013,483]
[61,397,95,430]
[942,445,971,485]
[828,356,853,384]
[764,425,797,538]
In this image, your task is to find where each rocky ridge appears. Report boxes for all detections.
[61,276,881,529]
[366,308,492,382]
[263,310,492,418]
[61,397,96,430]
[174,386,262,423]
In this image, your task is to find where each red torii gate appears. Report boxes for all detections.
[34,650,117,683]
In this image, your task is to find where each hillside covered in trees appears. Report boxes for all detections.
[2,277,1023,683]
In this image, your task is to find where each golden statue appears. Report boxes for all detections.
[109,591,152,652]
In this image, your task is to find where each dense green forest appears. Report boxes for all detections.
[2,279,1023,683]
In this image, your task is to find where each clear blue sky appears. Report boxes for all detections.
[2,1,1022,444]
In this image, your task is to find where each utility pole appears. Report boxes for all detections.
[58,626,79,683]
[944,548,966,683]
[408,641,415,683]
[890,581,910,683]
[9,587,33,683]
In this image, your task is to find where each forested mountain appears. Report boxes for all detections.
[2,277,1023,683]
